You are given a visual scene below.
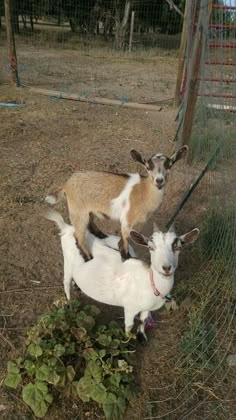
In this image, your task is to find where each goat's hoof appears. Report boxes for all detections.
[137,331,148,344]
[121,252,131,262]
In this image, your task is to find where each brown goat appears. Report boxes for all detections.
[45,146,188,260]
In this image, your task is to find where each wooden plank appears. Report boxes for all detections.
[28,87,162,112]
[174,0,189,106]
[4,0,20,86]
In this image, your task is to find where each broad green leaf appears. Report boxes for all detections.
[81,315,95,331]
[28,343,43,358]
[7,361,19,373]
[47,357,57,367]
[66,365,76,383]
[24,360,36,375]
[99,349,106,358]
[103,393,126,420]
[86,360,102,382]
[121,384,136,401]
[109,321,119,329]
[97,334,112,347]
[65,341,76,355]
[76,377,91,402]
[70,381,80,398]
[71,327,87,341]
[47,370,61,386]
[84,304,101,317]
[53,344,65,357]
[83,348,99,361]
[36,364,50,381]
[89,382,107,404]
[15,357,23,367]
[22,382,53,418]
[108,373,121,388]
[4,371,22,389]
[110,339,120,349]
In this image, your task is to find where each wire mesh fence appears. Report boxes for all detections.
[0,0,184,103]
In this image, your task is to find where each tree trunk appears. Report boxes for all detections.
[30,14,34,31]
[22,15,27,30]
[69,18,76,32]
[114,0,131,50]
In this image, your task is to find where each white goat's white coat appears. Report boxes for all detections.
[46,210,199,339]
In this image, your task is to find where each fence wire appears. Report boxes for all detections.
[0,0,184,103]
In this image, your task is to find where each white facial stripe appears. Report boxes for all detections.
[111,174,140,223]
[151,231,179,275]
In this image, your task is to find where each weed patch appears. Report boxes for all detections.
[4,299,137,419]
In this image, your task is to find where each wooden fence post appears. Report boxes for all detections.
[180,0,213,147]
[174,0,189,107]
[129,11,135,52]
[4,0,20,86]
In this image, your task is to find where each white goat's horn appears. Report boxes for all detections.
[168,223,175,233]
[153,222,160,232]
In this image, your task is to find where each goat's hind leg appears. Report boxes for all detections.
[70,211,93,261]
[88,212,107,239]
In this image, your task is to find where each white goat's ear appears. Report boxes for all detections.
[179,228,200,245]
[130,150,146,166]
[170,145,188,166]
[130,230,149,247]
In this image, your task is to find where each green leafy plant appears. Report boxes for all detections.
[4,300,136,419]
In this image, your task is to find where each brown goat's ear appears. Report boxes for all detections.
[130,230,149,247]
[180,228,200,245]
[170,145,188,166]
[130,150,146,166]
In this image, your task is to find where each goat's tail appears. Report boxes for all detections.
[45,186,65,205]
[43,209,69,234]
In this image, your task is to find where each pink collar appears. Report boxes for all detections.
[149,269,167,300]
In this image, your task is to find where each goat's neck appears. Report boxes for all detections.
[151,267,174,295]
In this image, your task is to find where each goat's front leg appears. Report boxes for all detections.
[119,226,131,261]
[124,308,137,335]
[137,310,150,342]
[63,262,72,300]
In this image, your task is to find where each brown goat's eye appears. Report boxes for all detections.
[172,238,181,252]
[147,158,154,170]
[164,158,172,170]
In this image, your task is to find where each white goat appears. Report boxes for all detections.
[45,146,188,261]
[45,210,199,340]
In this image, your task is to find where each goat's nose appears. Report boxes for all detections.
[156,178,164,189]
[162,265,171,273]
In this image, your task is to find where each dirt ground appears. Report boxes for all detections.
[0,83,235,419]
[0,39,178,104]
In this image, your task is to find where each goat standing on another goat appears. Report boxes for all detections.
[45,146,188,261]
[45,209,199,341]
